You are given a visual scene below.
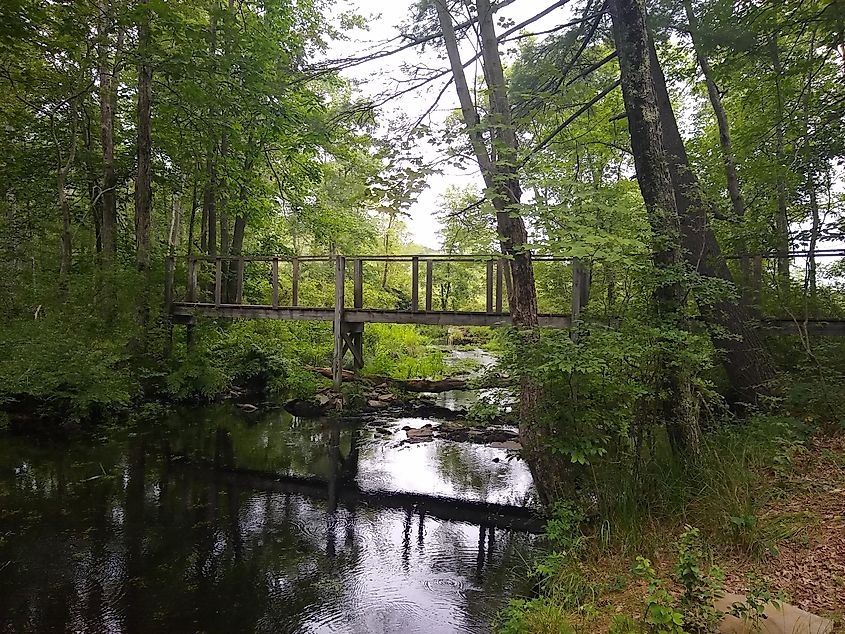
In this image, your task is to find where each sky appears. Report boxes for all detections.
[325,0,570,250]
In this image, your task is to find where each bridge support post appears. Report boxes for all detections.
[332,255,346,389]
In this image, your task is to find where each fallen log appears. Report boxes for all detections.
[305,366,514,393]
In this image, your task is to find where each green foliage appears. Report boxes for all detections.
[362,324,446,379]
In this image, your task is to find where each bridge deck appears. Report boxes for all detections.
[165,253,845,385]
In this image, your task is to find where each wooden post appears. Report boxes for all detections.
[332,255,345,389]
[495,258,503,314]
[411,256,419,312]
[214,257,222,306]
[292,258,299,307]
[353,258,363,309]
[235,257,244,304]
[271,257,279,308]
[425,259,433,312]
[187,257,197,302]
[486,259,494,314]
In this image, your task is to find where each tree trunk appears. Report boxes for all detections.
[56,104,78,278]
[770,36,791,281]
[168,190,181,256]
[98,2,121,261]
[647,39,778,404]
[683,0,753,303]
[611,0,702,455]
[134,0,152,272]
[435,0,571,503]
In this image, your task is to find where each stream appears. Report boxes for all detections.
[0,357,542,634]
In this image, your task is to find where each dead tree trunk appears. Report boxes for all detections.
[610,0,701,455]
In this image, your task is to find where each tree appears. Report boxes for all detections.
[609,0,701,453]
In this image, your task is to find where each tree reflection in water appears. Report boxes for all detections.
[0,404,539,633]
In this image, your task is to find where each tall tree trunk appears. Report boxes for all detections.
[683,0,753,303]
[168,190,181,256]
[98,2,121,261]
[55,104,79,278]
[647,40,778,403]
[134,0,152,272]
[436,0,571,503]
[610,0,701,455]
[770,36,791,281]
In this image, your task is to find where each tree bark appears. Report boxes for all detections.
[610,0,701,455]
[435,0,566,502]
[134,0,152,272]
[98,2,121,261]
[647,39,778,403]
[55,104,78,278]
[770,35,791,281]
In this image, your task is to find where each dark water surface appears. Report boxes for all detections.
[0,403,540,633]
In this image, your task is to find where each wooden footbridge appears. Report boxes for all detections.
[165,252,845,387]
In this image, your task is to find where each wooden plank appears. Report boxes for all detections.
[332,255,345,388]
[495,259,503,314]
[353,258,363,309]
[425,259,433,311]
[214,258,222,306]
[292,258,299,307]
[486,260,494,314]
[187,257,197,302]
[411,256,419,312]
[271,257,279,308]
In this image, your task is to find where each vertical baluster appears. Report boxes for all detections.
[425,259,433,312]
[236,257,244,304]
[496,258,504,314]
[187,257,197,302]
[214,257,222,306]
[353,258,363,309]
[486,259,494,314]
[292,257,299,307]
[411,256,419,312]
[271,257,279,308]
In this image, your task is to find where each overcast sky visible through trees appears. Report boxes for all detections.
[326,0,568,249]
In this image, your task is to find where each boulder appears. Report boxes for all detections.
[489,440,521,450]
[367,399,388,409]
[237,403,259,413]
[716,593,833,634]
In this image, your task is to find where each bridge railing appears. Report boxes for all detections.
[168,253,587,319]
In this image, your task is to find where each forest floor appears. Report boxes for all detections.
[505,432,845,633]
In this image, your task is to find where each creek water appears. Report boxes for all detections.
[0,384,541,633]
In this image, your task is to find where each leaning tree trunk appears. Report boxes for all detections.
[435,0,577,503]
[610,0,702,456]
[647,39,778,404]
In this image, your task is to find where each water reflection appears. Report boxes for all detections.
[0,406,539,633]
